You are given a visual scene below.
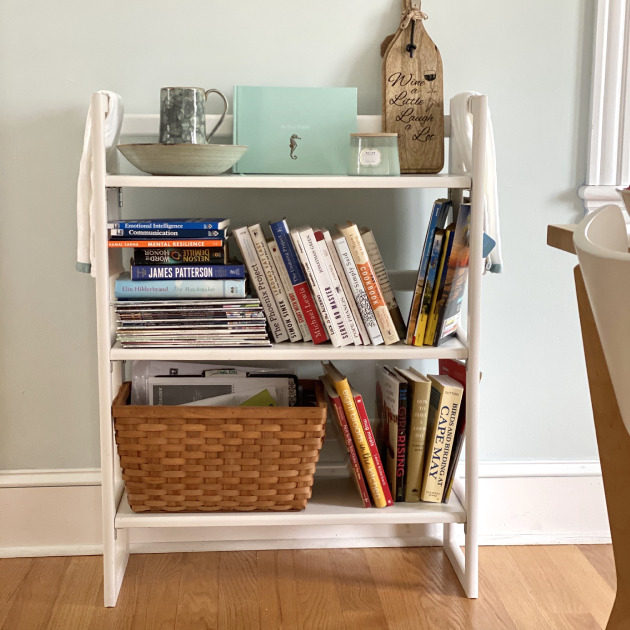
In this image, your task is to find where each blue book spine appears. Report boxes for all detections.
[110,228,227,239]
[268,219,307,285]
[115,274,246,299]
[130,264,245,280]
[108,218,229,230]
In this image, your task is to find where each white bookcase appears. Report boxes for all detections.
[88,92,487,606]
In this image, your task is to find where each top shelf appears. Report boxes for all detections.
[105,173,472,190]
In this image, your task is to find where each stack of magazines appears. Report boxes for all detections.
[113,299,271,348]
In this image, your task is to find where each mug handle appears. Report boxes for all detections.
[204,89,229,141]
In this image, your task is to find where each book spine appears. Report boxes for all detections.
[352,392,394,506]
[132,246,227,265]
[323,384,371,508]
[314,229,362,345]
[424,230,455,345]
[248,224,302,342]
[333,235,384,346]
[331,376,388,508]
[110,228,226,239]
[114,278,246,299]
[338,223,400,345]
[322,229,370,345]
[413,231,445,346]
[394,383,408,502]
[420,385,463,503]
[232,226,289,343]
[360,228,406,340]
[298,227,353,347]
[269,219,328,344]
[404,380,431,503]
[267,240,313,342]
[290,228,340,346]
[108,219,229,230]
[108,239,223,248]
[406,200,450,344]
[129,264,245,280]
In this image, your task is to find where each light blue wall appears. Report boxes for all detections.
[0,0,596,469]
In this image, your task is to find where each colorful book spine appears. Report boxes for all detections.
[248,224,302,342]
[406,199,451,344]
[132,246,227,265]
[108,239,223,248]
[110,228,226,239]
[333,234,383,346]
[337,222,400,345]
[360,227,406,340]
[413,230,445,346]
[393,371,408,502]
[129,264,245,280]
[114,273,246,299]
[233,226,289,343]
[420,374,464,503]
[268,219,328,344]
[322,362,388,508]
[424,229,455,345]
[433,202,472,346]
[351,388,394,506]
[108,218,230,230]
[267,239,312,342]
[314,229,362,345]
[320,376,371,508]
[322,229,370,345]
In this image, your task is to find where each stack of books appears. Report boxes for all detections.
[109,218,270,348]
[233,219,406,346]
[406,198,472,347]
[375,360,466,505]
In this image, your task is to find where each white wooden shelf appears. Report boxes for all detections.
[106,173,471,190]
[115,477,466,529]
[109,336,468,361]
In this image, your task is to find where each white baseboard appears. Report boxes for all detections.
[0,462,611,558]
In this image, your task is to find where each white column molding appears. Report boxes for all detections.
[580,0,630,213]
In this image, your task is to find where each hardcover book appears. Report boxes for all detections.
[130,263,245,280]
[132,246,227,265]
[108,218,230,230]
[420,374,464,503]
[424,228,455,345]
[233,86,357,174]
[114,273,245,300]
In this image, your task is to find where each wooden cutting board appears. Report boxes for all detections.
[382,3,444,174]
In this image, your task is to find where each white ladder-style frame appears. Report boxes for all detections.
[88,92,488,606]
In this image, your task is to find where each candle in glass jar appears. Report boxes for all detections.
[348,133,400,176]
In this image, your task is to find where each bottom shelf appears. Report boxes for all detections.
[115,476,467,529]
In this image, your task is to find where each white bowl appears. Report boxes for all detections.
[117,143,248,176]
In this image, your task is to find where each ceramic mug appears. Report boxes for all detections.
[159,87,228,144]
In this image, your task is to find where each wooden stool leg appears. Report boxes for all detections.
[575,266,630,629]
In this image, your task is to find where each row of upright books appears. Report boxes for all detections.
[233,219,406,346]
[107,218,270,348]
[405,198,472,347]
[321,359,467,508]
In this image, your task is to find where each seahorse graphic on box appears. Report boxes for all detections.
[289,134,301,160]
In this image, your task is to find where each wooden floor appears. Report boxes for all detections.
[0,545,616,629]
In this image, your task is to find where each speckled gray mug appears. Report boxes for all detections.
[159,87,228,144]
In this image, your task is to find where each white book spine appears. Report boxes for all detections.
[290,228,340,347]
[232,226,289,343]
[315,229,363,346]
[322,229,370,345]
[298,227,353,347]
[333,235,384,346]
[360,228,398,311]
[248,224,302,342]
[267,238,312,342]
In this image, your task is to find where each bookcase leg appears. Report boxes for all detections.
[443,522,478,598]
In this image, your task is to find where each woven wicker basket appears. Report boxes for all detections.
[112,379,327,513]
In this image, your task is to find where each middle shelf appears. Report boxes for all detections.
[110,334,468,361]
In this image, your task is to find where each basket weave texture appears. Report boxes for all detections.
[112,380,327,513]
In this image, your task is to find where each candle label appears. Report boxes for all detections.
[360,148,382,167]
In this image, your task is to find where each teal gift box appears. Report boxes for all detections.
[233,86,357,175]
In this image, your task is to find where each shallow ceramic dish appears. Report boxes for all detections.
[117,143,248,176]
